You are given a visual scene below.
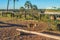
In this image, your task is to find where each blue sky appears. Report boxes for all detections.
[0,0,60,9]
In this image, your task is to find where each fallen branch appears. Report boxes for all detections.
[16,28,60,40]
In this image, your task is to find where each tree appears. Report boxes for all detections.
[32,5,38,20]
[7,0,10,11]
[24,1,32,9]
[24,1,32,19]
[20,7,25,12]
[32,5,38,10]
[7,0,19,11]
[13,0,19,11]
[20,7,26,18]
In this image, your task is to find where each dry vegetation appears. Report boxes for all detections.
[0,17,48,32]
[20,35,57,40]
[0,27,20,40]
[45,9,60,12]
[0,17,59,40]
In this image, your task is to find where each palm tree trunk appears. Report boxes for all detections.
[7,0,9,11]
[13,0,15,11]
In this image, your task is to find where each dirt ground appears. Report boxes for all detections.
[0,17,59,40]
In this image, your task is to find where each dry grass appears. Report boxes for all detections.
[0,17,59,40]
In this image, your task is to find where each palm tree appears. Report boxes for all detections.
[7,0,10,11]
[32,5,38,14]
[24,1,32,19]
[32,5,38,10]
[7,0,18,11]
[13,0,19,11]
[24,1,32,9]
[32,5,38,19]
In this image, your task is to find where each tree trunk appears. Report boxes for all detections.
[13,1,15,11]
[25,11,26,19]
[7,0,9,11]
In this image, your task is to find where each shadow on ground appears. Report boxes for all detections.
[41,31,60,36]
[0,21,27,28]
